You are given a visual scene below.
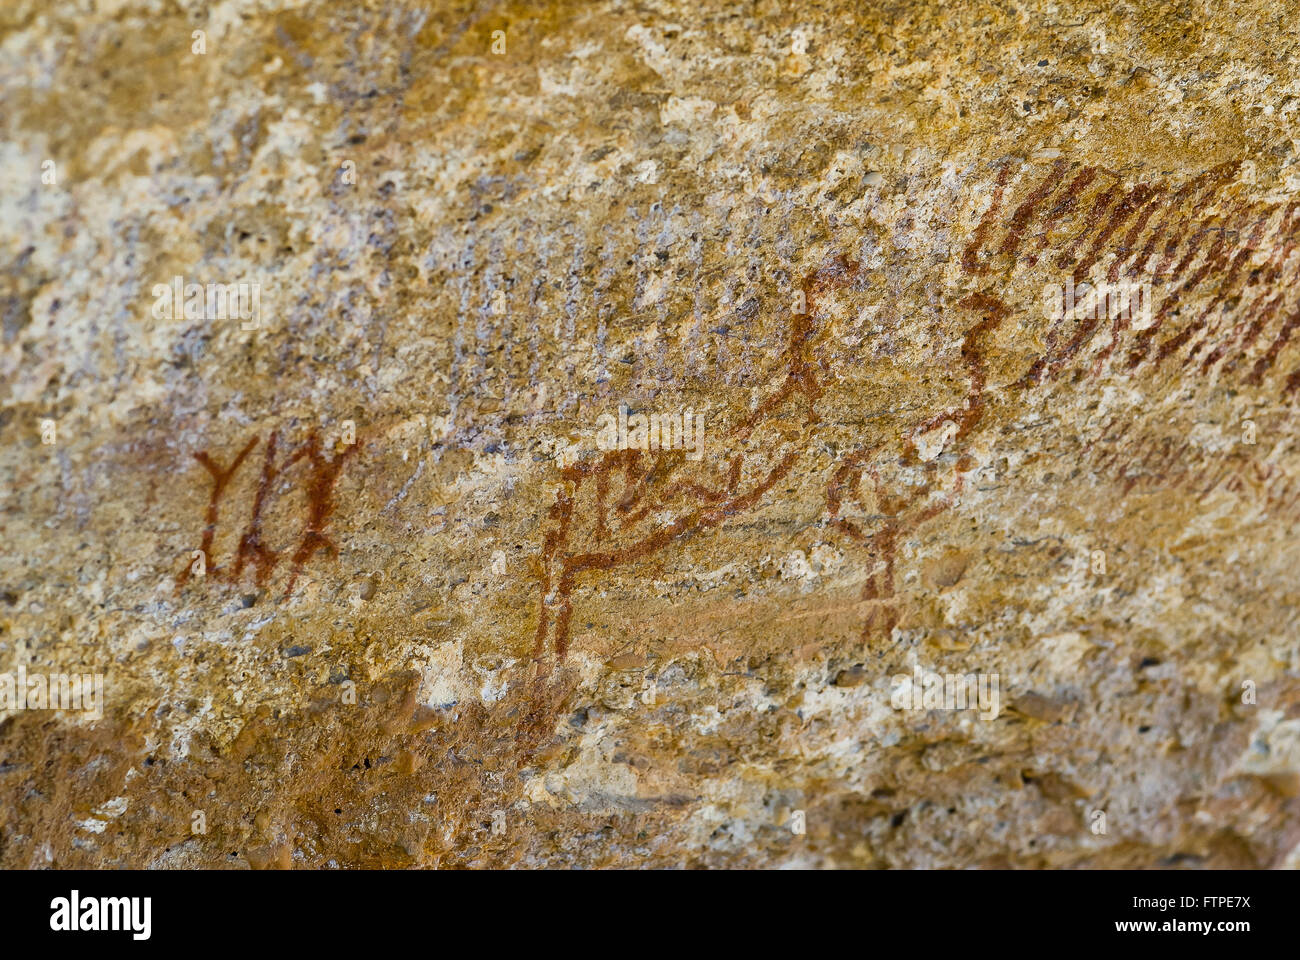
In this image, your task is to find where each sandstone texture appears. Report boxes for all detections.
[3,0,1300,868]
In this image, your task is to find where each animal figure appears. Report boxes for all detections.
[531,250,1006,668]
[533,154,1300,667]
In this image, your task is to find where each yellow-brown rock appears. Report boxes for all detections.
[2,0,1299,868]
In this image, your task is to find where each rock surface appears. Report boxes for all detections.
[2,0,1300,868]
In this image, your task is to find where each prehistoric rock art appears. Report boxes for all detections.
[967,157,1300,392]
[7,0,1300,874]
[533,258,845,663]
[536,151,1300,668]
[176,429,359,598]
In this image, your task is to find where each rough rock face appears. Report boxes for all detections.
[3,0,1300,869]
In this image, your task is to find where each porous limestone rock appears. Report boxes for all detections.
[2,0,1300,868]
